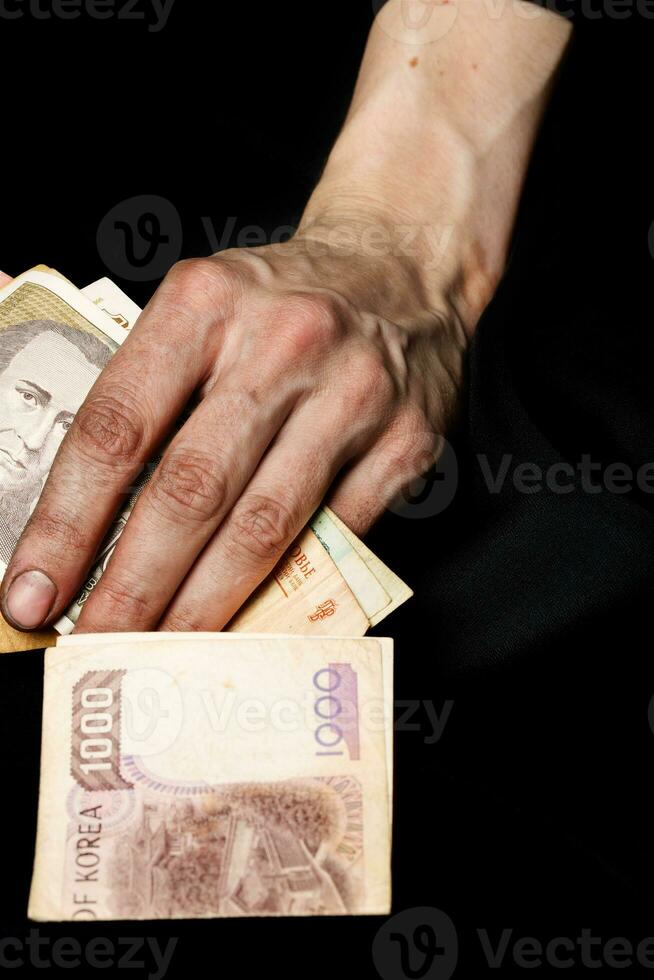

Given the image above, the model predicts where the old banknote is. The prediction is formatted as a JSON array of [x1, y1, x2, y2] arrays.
[[29, 635, 393, 920], [82, 277, 142, 333], [0, 268, 129, 652], [325, 508, 413, 627]]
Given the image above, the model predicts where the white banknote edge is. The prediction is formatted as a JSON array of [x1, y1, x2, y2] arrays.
[[0, 270, 129, 347], [324, 508, 414, 626], [81, 278, 142, 333], [310, 510, 391, 621]]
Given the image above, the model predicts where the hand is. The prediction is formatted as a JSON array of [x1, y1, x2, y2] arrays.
[[0, 0, 570, 633], [1, 239, 464, 634]]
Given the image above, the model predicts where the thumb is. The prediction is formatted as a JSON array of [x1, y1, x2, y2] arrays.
[[0, 271, 12, 288]]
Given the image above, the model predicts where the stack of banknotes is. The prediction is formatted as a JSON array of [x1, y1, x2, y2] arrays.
[[0, 267, 410, 919]]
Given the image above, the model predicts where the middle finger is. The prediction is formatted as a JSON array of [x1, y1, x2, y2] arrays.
[[74, 377, 300, 633]]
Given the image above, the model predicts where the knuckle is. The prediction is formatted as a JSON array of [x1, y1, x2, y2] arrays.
[[229, 493, 297, 564], [346, 348, 396, 414], [162, 609, 207, 633], [73, 390, 146, 463], [166, 257, 242, 321], [90, 576, 155, 624], [390, 407, 437, 472], [148, 450, 228, 525], [278, 293, 341, 356]]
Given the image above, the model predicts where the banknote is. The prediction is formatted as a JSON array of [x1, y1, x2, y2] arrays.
[[310, 509, 391, 621], [28, 635, 393, 920], [82, 277, 142, 333], [326, 508, 413, 627], [17, 269, 140, 335], [226, 525, 370, 635], [0, 268, 128, 652]]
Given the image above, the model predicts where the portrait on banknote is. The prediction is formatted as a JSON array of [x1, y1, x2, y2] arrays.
[[0, 283, 116, 569]]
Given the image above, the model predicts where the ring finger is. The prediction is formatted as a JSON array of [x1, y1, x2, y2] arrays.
[[159, 392, 382, 632]]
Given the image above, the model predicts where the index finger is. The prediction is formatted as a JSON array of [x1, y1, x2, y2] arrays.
[[0, 259, 231, 631]]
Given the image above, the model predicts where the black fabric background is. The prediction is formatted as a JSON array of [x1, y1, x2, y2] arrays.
[[1, 2, 654, 976]]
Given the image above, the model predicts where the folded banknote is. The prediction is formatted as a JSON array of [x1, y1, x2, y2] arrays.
[[28, 634, 393, 920]]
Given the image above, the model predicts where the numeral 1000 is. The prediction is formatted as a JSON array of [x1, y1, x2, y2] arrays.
[[78, 687, 115, 775]]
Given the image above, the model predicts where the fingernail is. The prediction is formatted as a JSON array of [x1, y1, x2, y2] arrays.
[[3, 570, 57, 630]]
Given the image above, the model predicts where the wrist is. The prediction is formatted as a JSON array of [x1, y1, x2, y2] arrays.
[[297, 131, 494, 338], [297, 0, 571, 335]]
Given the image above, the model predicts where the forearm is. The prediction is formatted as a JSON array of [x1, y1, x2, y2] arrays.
[[298, 0, 572, 332]]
